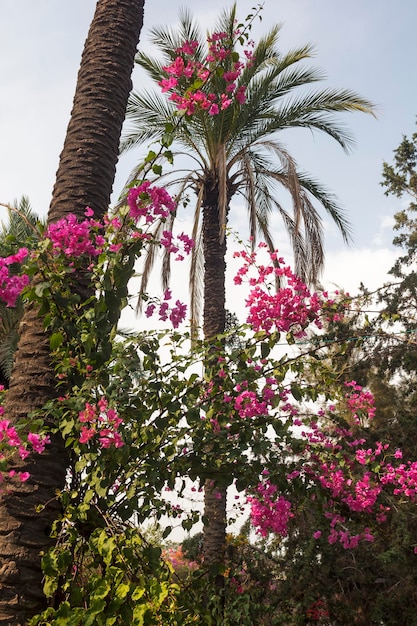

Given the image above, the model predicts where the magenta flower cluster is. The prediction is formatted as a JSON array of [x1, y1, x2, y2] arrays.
[[78, 397, 124, 449], [145, 288, 187, 329], [0, 408, 50, 489], [44, 197, 191, 329], [228, 248, 417, 551], [46, 212, 104, 258], [0, 248, 29, 306], [78, 397, 124, 448], [344, 380, 376, 425], [127, 181, 176, 223], [247, 480, 294, 537], [158, 31, 250, 115], [233, 245, 331, 337]]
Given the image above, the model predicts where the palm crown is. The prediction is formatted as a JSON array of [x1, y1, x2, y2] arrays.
[[121, 4, 374, 331]]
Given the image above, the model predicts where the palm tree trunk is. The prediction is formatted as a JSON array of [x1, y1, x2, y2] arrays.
[[202, 188, 228, 570], [0, 2, 144, 623]]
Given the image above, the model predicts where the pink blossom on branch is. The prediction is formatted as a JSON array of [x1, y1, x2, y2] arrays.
[[233, 245, 332, 337], [46, 214, 103, 258], [0, 417, 51, 487], [0, 249, 29, 307], [247, 481, 294, 537], [127, 181, 176, 223], [78, 398, 124, 449], [157, 29, 251, 116]]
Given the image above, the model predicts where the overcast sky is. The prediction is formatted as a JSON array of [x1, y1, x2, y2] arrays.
[[1, 0, 416, 297]]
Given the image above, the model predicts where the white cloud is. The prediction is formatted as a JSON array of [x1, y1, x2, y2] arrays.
[[321, 247, 396, 294]]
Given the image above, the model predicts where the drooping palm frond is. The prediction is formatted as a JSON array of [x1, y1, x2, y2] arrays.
[[0, 195, 41, 250], [0, 302, 22, 384]]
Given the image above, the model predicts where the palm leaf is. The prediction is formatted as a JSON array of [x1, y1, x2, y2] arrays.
[[120, 6, 375, 329]]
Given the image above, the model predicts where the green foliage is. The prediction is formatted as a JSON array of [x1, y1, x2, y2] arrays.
[[7, 31, 416, 626], [284, 125, 417, 622], [0, 196, 41, 384], [16, 199, 347, 624], [30, 526, 188, 625]]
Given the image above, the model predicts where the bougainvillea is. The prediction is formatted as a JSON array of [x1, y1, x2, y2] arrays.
[[0, 8, 415, 624], [158, 30, 251, 116]]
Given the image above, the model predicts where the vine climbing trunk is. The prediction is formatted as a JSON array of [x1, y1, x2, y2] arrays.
[[0, 1, 144, 623]]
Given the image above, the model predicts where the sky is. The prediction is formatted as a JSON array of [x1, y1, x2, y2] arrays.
[[1, 0, 417, 298]]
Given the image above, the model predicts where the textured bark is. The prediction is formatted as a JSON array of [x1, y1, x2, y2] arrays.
[[48, 0, 144, 223], [201, 185, 228, 569], [0, 305, 63, 626], [202, 188, 227, 341], [203, 479, 227, 566], [0, 1, 144, 623]]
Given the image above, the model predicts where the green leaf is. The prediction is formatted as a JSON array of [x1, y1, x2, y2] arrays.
[[162, 525, 172, 539], [60, 417, 74, 436], [131, 586, 145, 601], [34, 282, 50, 298], [111, 583, 129, 602], [191, 78, 204, 90], [89, 578, 111, 601], [291, 383, 303, 402], [260, 342, 270, 359], [43, 576, 58, 598], [145, 150, 157, 162]]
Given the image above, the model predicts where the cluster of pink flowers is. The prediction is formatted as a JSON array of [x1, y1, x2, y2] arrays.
[[44, 200, 192, 331], [234, 389, 268, 419], [244, 377, 417, 550], [46, 211, 104, 258], [160, 230, 194, 260], [78, 397, 124, 449], [344, 380, 376, 425], [381, 460, 417, 499], [0, 248, 29, 306], [127, 181, 176, 223], [315, 460, 382, 516], [247, 480, 294, 537], [233, 245, 331, 337], [127, 182, 194, 265], [144, 288, 187, 328], [325, 511, 374, 549], [0, 412, 50, 487], [158, 31, 249, 116]]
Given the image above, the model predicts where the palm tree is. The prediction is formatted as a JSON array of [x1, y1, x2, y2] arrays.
[[120, 5, 374, 567], [0, 2, 144, 623]]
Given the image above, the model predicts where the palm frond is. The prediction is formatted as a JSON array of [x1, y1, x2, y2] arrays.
[[190, 185, 204, 339], [146, 7, 205, 63], [121, 6, 375, 324], [136, 218, 169, 313], [121, 90, 176, 153], [0, 196, 42, 251]]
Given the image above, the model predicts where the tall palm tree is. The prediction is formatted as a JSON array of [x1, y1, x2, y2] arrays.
[[120, 5, 374, 567], [0, 2, 144, 623]]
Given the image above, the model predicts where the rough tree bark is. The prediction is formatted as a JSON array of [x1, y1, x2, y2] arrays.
[[0, 1, 144, 623], [201, 182, 228, 570]]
